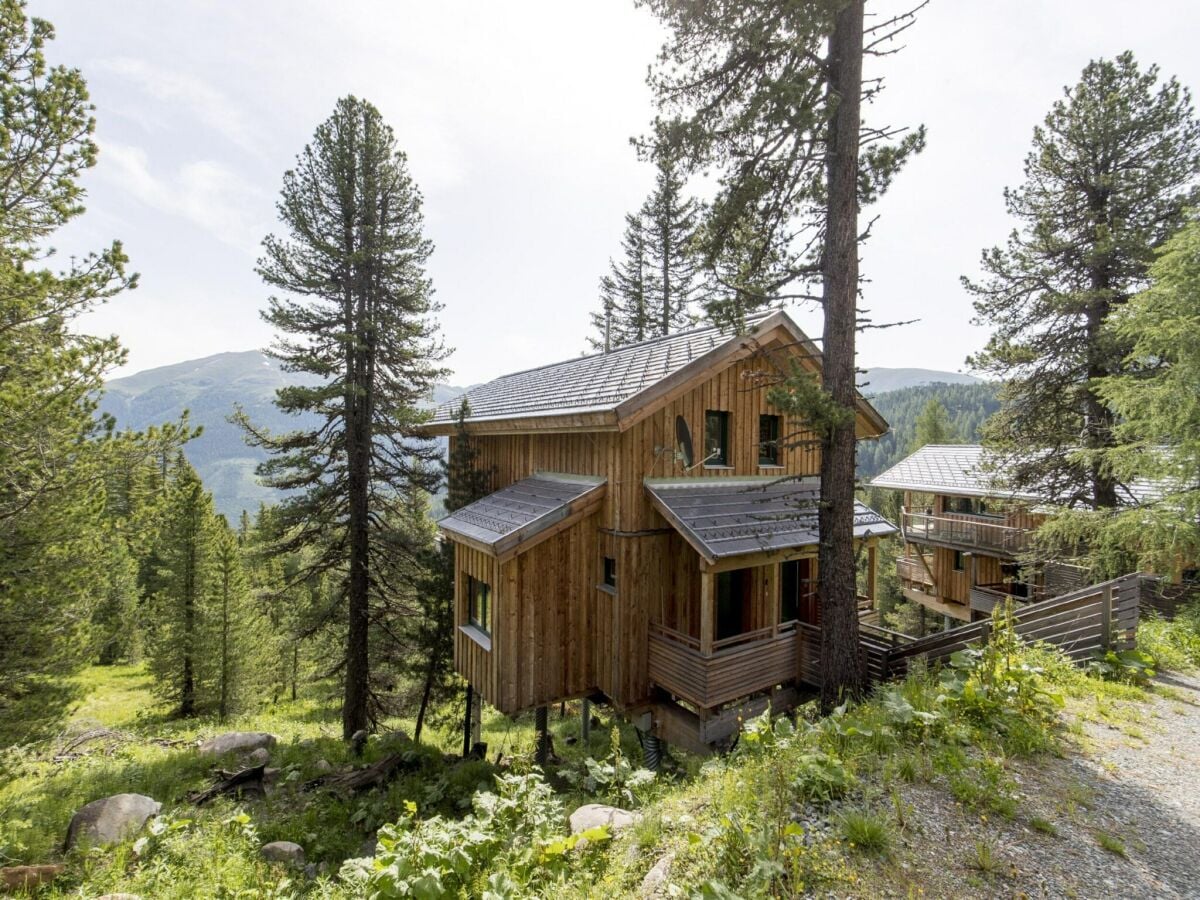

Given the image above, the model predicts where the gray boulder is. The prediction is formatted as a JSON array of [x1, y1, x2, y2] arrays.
[[95, 894, 143, 900], [246, 747, 271, 767], [197, 731, 277, 757], [65, 794, 161, 849], [261, 841, 305, 866], [568, 803, 641, 835], [641, 852, 674, 896]]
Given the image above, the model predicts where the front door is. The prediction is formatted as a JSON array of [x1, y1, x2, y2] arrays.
[[781, 558, 819, 625], [716, 568, 753, 640]]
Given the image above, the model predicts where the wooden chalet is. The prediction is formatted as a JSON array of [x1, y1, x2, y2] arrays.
[[421, 310, 897, 754]]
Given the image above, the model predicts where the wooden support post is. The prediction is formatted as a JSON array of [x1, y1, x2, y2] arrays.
[[462, 684, 474, 759], [918, 605, 926, 637], [581, 698, 591, 745], [470, 691, 482, 748], [867, 542, 878, 609], [1100, 586, 1113, 650], [700, 570, 715, 656], [535, 706, 549, 766]]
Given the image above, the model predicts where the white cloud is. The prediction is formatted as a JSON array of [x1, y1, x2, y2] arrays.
[[99, 141, 268, 253], [96, 56, 262, 155]]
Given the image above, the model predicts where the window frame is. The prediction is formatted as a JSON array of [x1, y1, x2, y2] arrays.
[[758, 414, 781, 466], [704, 409, 731, 467], [602, 556, 617, 589], [467, 574, 492, 636]]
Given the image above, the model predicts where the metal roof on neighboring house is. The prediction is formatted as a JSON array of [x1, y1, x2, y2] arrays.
[[438, 473, 606, 557], [645, 477, 897, 564], [868, 445, 1029, 500], [429, 312, 779, 427], [869, 444, 1165, 506]]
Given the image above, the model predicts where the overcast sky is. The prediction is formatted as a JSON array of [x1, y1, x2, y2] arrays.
[[39, 0, 1200, 388]]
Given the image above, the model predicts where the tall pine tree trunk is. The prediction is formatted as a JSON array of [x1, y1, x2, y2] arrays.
[[818, 0, 866, 710], [344, 337, 372, 740], [181, 498, 197, 718]]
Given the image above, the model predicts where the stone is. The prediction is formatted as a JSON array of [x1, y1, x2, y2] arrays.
[[261, 841, 305, 866], [640, 853, 674, 896], [568, 803, 641, 835], [1, 865, 64, 892], [197, 731, 277, 757], [314, 758, 333, 774], [65, 794, 161, 849], [95, 895, 142, 900], [246, 747, 271, 767], [360, 832, 379, 857]]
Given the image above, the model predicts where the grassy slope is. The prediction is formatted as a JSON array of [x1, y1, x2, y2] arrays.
[[3, 608, 1197, 898]]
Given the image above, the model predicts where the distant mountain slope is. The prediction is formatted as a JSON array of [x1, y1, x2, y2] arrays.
[[100, 350, 469, 520], [859, 367, 981, 396], [857, 381, 1001, 479]]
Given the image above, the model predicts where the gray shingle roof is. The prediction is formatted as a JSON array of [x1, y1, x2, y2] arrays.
[[869, 444, 1165, 506], [430, 311, 778, 426], [646, 477, 897, 563], [868, 445, 1025, 500], [438, 473, 606, 555]]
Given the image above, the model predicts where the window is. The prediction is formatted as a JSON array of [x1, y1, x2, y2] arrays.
[[704, 410, 730, 466], [467, 575, 491, 634], [951, 497, 989, 516], [759, 414, 781, 466], [952, 550, 966, 572], [780, 558, 817, 624], [603, 556, 617, 589]]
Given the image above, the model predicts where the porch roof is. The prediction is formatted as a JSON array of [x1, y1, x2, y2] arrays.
[[438, 473, 606, 559], [645, 476, 897, 565]]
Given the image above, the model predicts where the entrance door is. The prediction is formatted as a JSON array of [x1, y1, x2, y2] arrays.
[[781, 558, 819, 625], [715, 569, 753, 640]]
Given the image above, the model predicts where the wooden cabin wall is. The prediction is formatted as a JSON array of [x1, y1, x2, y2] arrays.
[[616, 357, 824, 532], [454, 544, 500, 704]]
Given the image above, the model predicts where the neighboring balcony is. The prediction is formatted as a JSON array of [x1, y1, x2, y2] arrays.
[[969, 581, 1042, 615], [900, 507, 1032, 557], [648, 622, 798, 709]]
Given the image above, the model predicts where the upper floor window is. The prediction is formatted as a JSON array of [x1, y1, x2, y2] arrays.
[[467, 575, 492, 635], [949, 496, 988, 516], [952, 550, 966, 572], [704, 410, 730, 466], [603, 556, 617, 589], [759, 414, 781, 466]]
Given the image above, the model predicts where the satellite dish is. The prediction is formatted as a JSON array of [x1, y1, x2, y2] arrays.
[[675, 415, 694, 468]]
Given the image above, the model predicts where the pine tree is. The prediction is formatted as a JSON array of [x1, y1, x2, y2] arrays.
[[966, 53, 1200, 510], [211, 518, 268, 721], [641, 0, 924, 706], [909, 399, 960, 453], [0, 0, 136, 739], [242, 96, 449, 740], [411, 400, 493, 743], [146, 457, 217, 718], [589, 154, 704, 350]]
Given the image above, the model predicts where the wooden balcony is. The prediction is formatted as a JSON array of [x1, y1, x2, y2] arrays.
[[648, 622, 798, 709], [896, 555, 936, 588], [969, 581, 1041, 615], [901, 507, 1031, 557]]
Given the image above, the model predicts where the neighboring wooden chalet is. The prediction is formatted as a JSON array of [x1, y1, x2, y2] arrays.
[[421, 311, 897, 753], [869, 444, 1193, 624]]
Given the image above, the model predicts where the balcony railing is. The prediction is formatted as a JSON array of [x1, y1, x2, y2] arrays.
[[648, 622, 798, 709], [969, 581, 1042, 615], [896, 555, 936, 588], [901, 507, 1032, 556]]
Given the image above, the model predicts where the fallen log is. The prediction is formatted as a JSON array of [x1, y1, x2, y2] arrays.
[[189, 763, 266, 805], [302, 752, 416, 794], [1, 865, 64, 893]]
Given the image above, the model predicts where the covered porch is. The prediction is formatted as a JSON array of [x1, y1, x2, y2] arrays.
[[643, 477, 896, 710]]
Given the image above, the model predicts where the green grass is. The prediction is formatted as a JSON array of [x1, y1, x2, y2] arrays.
[[1097, 831, 1127, 856], [837, 808, 892, 855], [1029, 815, 1058, 836]]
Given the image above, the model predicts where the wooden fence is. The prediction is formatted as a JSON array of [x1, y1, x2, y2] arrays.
[[792, 574, 1146, 690]]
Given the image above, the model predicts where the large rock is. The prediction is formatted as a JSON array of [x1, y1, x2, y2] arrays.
[[95, 894, 143, 900], [640, 853, 674, 896], [246, 747, 271, 767], [568, 804, 641, 835], [65, 794, 161, 849], [197, 732, 277, 757], [261, 841, 305, 866]]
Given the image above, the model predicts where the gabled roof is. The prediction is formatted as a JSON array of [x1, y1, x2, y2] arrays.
[[438, 473, 606, 560], [869, 444, 1164, 506], [645, 476, 897, 565], [869, 445, 1030, 500], [423, 310, 888, 437]]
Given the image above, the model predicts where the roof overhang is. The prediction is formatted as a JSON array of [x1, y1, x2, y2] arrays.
[[645, 476, 897, 569], [439, 473, 606, 562]]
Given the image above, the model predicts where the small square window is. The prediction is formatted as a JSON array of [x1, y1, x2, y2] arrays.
[[467, 575, 491, 635], [759, 414, 781, 466], [603, 557, 617, 588], [704, 410, 730, 466]]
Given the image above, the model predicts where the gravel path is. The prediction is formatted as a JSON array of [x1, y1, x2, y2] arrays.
[[873, 673, 1200, 899]]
